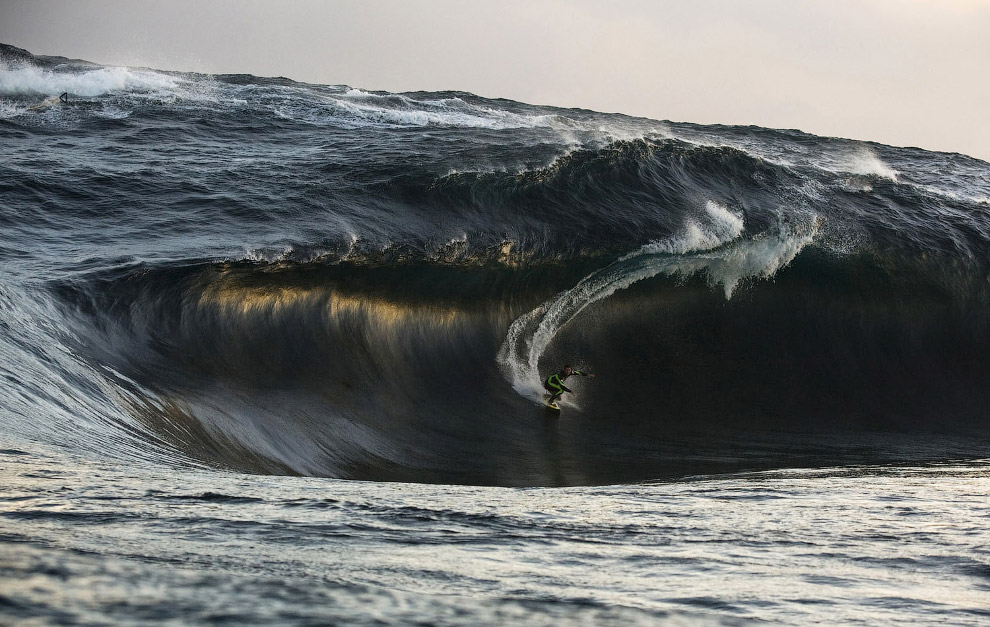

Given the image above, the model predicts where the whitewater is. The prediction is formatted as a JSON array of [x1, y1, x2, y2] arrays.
[[2, 43, 990, 624]]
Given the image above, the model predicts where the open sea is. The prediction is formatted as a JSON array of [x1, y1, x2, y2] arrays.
[[2, 43, 989, 624]]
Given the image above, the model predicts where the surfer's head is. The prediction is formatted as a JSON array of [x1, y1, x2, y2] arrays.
[[562, 365, 572, 375]]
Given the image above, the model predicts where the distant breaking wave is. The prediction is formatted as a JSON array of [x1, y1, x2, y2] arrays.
[[2, 43, 990, 485]]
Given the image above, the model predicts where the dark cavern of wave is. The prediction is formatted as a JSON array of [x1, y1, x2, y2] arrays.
[[48, 245, 990, 486]]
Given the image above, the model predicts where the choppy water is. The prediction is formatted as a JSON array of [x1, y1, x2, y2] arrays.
[[2, 42, 990, 623], [4, 450, 990, 625]]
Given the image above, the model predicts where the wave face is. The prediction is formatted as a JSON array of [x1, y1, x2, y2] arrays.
[[3, 44, 990, 485]]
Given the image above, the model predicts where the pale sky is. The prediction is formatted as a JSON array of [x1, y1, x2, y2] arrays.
[[1, 0, 988, 160]]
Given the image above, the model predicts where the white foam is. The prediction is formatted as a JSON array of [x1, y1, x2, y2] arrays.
[[327, 95, 549, 130], [498, 203, 817, 401], [637, 200, 745, 256], [0, 64, 180, 98], [243, 245, 295, 263], [94, 103, 131, 119], [343, 88, 374, 99], [0, 98, 23, 118], [299, 89, 664, 141], [241, 82, 667, 147], [698, 229, 815, 299], [843, 146, 899, 181]]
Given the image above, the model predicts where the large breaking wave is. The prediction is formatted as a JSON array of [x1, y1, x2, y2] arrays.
[[3, 43, 990, 485]]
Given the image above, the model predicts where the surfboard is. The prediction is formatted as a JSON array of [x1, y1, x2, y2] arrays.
[[543, 400, 560, 411]]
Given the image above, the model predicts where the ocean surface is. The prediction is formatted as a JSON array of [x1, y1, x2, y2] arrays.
[[2, 43, 989, 624]]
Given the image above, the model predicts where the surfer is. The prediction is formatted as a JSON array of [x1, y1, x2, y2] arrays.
[[544, 365, 595, 407], [27, 92, 69, 112]]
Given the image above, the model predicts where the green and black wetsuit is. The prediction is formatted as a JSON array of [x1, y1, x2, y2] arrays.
[[544, 368, 588, 405]]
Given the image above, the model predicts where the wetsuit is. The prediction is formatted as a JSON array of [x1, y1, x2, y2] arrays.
[[544, 369, 588, 405]]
